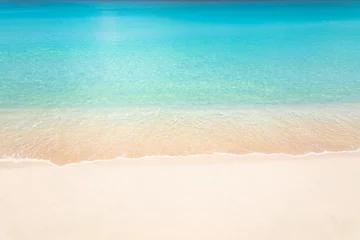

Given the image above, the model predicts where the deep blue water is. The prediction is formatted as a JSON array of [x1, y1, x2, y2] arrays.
[[1, 2, 360, 108]]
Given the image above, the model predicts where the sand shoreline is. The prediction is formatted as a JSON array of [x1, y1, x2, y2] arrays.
[[2, 104, 360, 164], [1, 152, 360, 240], [1, 149, 360, 167]]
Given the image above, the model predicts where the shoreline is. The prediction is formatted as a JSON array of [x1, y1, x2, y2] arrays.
[[1, 103, 360, 165], [1, 149, 360, 167]]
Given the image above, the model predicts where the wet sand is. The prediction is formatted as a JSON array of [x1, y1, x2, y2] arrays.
[[1, 104, 360, 164], [1, 152, 360, 240]]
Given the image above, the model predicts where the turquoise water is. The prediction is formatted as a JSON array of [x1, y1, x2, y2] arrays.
[[1, 2, 360, 108]]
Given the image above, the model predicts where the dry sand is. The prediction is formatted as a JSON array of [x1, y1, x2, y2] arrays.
[[1, 152, 360, 240]]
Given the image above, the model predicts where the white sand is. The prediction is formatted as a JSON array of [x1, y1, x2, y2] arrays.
[[1, 152, 360, 240]]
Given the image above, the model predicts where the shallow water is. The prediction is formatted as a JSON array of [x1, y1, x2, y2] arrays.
[[1, 2, 360, 164], [1, 104, 360, 165]]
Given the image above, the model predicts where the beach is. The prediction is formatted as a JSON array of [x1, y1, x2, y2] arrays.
[[1, 104, 360, 164], [1, 152, 360, 240], [1, 2, 360, 239]]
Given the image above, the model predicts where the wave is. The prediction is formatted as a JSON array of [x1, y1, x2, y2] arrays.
[[1, 148, 360, 167], [1, 104, 360, 165]]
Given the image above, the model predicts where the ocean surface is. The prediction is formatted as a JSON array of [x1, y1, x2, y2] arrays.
[[1, 2, 360, 164]]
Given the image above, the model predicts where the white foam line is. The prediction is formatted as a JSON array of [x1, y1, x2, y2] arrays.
[[0, 157, 59, 167], [1, 148, 360, 168]]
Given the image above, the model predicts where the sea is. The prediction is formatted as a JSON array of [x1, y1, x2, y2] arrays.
[[1, 1, 360, 164]]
